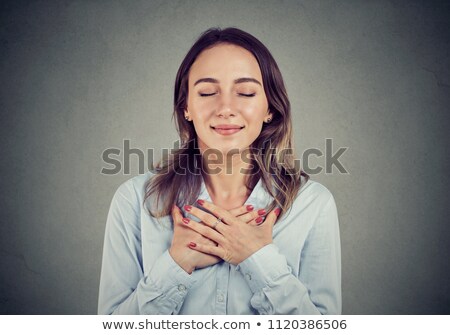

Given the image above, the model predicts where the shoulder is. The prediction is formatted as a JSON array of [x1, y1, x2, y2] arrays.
[[277, 177, 338, 226], [281, 178, 340, 238], [110, 171, 156, 211], [296, 177, 336, 210], [106, 171, 158, 234], [115, 171, 155, 196]]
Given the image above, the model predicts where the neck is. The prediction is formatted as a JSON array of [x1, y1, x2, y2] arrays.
[[201, 151, 252, 200]]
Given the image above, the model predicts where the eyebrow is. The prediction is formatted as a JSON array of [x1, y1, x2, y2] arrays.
[[193, 77, 262, 86]]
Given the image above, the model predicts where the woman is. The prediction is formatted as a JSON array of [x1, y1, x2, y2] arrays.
[[98, 27, 341, 315]]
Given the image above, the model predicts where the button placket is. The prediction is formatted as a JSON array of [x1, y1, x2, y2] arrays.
[[215, 262, 230, 314]]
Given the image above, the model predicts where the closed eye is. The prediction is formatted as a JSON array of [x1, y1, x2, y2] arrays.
[[199, 92, 255, 97]]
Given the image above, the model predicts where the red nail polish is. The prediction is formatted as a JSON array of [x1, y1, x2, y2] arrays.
[[184, 205, 192, 211], [255, 216, 263, 224], [257, 209, 266, 215], [246, 204, 254, 211], [197, 199, 204, 206], [189, 242, 196, 248], [274, 208, 281, 217], [182, 218, 190, 224]]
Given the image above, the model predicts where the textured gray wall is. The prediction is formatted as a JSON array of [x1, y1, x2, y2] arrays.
[[0, 0, 449, 314]]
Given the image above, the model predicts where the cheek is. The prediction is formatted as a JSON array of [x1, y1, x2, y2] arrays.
[[238, 96, 268, 114], [241, 105, 268, 121], [241, 110, 264, 132], [190, 98, 216, 116]]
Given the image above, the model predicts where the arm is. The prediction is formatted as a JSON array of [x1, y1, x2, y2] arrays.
[[97, 181, 197, 315], [236, 195, 342, 315]]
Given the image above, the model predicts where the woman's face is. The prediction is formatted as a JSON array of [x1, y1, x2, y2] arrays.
[[186, 43, 272, 156]]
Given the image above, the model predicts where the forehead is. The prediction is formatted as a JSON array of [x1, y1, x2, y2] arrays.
[[189, 43, 262, 82]]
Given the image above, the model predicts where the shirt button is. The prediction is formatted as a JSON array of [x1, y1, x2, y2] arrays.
[[245, 273, 252, 281], [217, 293, 224, 302], [178, 284, 186, 292]]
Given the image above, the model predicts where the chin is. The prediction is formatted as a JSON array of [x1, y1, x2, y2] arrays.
[[197, 137, 253, 155], [202, 143, 244, 155]]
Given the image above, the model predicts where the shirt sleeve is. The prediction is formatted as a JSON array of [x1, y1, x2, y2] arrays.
[[97, 180, 197, 315], [236, 194, 342, 315]]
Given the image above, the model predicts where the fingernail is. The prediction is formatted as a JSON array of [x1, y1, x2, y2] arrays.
[[182, 218, 190, 224], [255, 216, 263, 224], [246, 204, 254, 211], [184, 205, 192, 211], [197, 199, 204, 206], [257, 209, 266, 216], [274, 208, 281, 217], [189, 242, 196, 248]]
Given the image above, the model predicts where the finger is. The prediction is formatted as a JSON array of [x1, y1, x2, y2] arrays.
[[228, 204, 254, 217], [183, 204, 222, 229], [259, 207, 281, 229], [188, 241, 224, 259], [182, 217, 226, 244], [171, 205, 183, 224], [239, 208, 267, 225], [248, 215, 265, 226], [194, 199, 237, 226]]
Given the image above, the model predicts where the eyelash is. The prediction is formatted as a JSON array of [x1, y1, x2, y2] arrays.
[[199, 93, 256, 97]]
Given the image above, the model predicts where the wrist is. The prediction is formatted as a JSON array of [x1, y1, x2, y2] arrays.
[[169, 247, 195, 274], [240, 241, 272, 264]]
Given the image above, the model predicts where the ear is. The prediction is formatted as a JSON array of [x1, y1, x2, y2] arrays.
[[184, 109, 190, 121], [265, 110, 274, 123]]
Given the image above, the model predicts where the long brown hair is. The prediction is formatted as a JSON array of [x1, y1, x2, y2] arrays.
[[144, 27, 308, 220]]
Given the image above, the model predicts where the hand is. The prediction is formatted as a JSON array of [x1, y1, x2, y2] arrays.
[[182, 200, 281, 265], [169, 205, 219, 274], [169, 204, 264, 274]]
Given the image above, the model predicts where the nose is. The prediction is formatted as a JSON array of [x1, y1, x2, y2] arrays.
[[216, 93, 236, 118]]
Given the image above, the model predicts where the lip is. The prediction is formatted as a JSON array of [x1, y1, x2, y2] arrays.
[[211, 125, 244, 136], [211, 124, 244, 130]]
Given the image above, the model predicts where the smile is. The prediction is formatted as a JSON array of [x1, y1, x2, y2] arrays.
[[210, 126, 244, 136]]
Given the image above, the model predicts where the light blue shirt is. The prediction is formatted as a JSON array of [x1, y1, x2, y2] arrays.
[[98, 171, 341, 315]]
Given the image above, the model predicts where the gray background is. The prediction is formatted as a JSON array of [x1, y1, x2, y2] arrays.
[[0, 0, 449, 314]]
